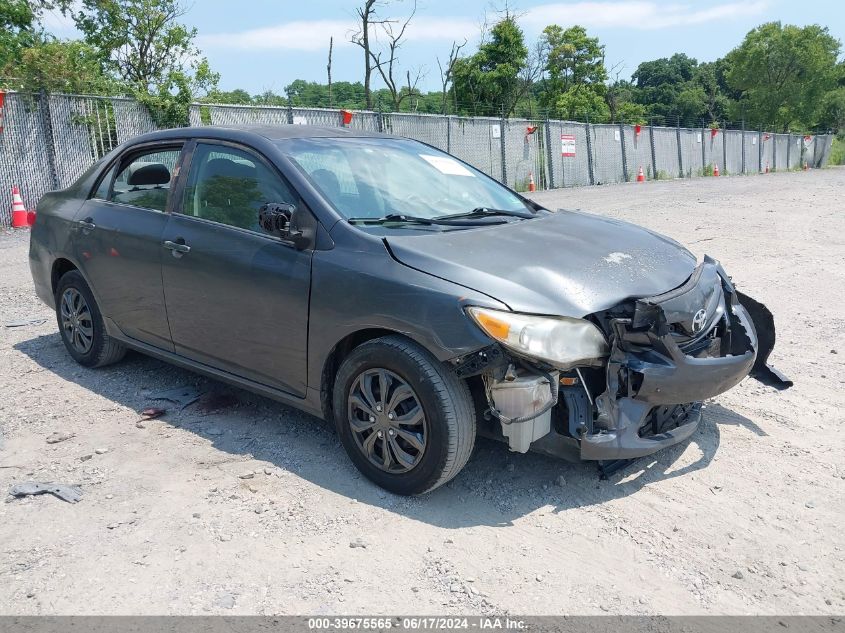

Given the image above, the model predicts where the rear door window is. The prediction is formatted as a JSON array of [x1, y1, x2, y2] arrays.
[[110, 148, 181, 212]]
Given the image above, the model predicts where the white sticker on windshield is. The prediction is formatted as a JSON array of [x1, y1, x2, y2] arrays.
[[419, 154, 475, 177]]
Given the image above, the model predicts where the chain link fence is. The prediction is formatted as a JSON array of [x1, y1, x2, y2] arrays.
[[0, 91, 836, 226]]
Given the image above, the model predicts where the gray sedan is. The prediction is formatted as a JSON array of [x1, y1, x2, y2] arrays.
[[28, 125, 788, 494]]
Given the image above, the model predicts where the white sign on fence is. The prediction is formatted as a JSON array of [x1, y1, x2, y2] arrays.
[[292, 116, 308, 125], [561, 134, 576, 157], [491, 124, 501, 139]]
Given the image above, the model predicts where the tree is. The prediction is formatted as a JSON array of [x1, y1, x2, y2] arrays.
[[556, 86, 609, 122], [537, 24, 606, 116], [326, 36, 333, 107], [818, 62, 845, 131], [6, 38, 119, 94], [368, 1, 422, 111], [204, 88, 253, 105], [350, 0, 384, 110], [1, 0, 71, 74], [606, 78, 646, 123], [437, 40, 465, 114], [632, 53, 700, 124], [725, 22, 841, 130], [73, 0, 217, 96], [451, 16, 529, 116], [694, 60, 731, 124]]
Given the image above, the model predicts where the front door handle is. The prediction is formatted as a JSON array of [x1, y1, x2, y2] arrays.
[[163, 239, 191, 257], [77, 218, 96, 231]]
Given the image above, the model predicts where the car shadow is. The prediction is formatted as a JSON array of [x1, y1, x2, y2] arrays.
[[14, 332, 757, 529]]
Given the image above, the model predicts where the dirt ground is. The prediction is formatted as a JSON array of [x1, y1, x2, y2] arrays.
[[0, 168, 843, 616]]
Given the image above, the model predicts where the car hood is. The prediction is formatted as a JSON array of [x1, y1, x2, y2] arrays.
[[385, 210, 698, 317]]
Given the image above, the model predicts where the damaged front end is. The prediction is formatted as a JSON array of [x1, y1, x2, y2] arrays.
[[463, 256, 790, 467]]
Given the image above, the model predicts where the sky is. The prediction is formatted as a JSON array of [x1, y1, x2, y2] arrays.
[[44, 0, 845, 95]]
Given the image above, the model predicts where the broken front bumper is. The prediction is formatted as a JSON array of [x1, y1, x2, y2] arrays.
[[580, 303, 756, 460], [579, 258, 758, 461]]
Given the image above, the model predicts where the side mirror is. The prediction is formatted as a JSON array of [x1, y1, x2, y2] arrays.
[[258, 202, 311, 250]]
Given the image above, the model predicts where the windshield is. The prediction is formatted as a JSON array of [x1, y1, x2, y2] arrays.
[[278, 137, 533, 220]]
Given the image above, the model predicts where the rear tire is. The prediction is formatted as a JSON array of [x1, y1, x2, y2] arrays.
[[55, 270, 126, 368], [332, 335, 476, 495]]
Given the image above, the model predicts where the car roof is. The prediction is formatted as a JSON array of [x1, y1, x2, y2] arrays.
[[131, 124, 395, 144]]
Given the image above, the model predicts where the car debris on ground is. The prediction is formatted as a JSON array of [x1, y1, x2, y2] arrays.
[[4, 317, 47, 328], [9, 482, 83, 503]]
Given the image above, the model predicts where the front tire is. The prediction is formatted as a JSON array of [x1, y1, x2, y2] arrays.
[[332, 336, 476, 495], [55, 270, 126, 368]]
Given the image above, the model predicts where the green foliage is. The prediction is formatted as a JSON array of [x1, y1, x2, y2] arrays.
[[606, 80, 646, 123], [71, 0, 217, 123], [3, 38, 121, 94], [725, 22, 841, 131], [817, 83, 845, 132], [1, 0, 70, 70], [633, 53, 698, 124], [555, 87, 609, 122], [451, 17, 529, 116], [829, 136, 845, 165], [538, 25, 606, 117]]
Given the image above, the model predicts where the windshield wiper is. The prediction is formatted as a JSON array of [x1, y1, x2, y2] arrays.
[[347, 213, 508, 226], [348, 213, 436, 225], [435, 207, 535, 220]]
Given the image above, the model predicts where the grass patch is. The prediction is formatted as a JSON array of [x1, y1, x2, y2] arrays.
[[828, 136, 845, 166]]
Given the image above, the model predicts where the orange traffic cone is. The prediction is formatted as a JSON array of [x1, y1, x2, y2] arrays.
[[528, 172, 536, 192], [636, 165, 645, 182], [713, 164, 720, 177], [803, 161, 809, 171], [765, 161, 770, 173], [11, 186, 28, 228]]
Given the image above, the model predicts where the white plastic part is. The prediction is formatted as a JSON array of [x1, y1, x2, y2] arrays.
[[490, 372, 558, 453]]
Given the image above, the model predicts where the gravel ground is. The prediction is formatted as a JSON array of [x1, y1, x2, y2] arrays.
[[0, 168, 843, 615]]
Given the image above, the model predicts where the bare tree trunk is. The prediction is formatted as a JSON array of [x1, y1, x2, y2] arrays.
[[327, 36, 334, 108], [359, 0, 377, 110], [437, 40, 465, 115]]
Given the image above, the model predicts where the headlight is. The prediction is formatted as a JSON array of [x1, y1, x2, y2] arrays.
[[466, 306, 609, 368]]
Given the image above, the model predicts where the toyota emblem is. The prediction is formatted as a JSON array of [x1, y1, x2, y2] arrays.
[[691, 308, 707, 334]]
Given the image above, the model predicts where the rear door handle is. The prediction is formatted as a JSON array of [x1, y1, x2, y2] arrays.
[[77, 218, 96, 231], [163, 239, 191, 257]]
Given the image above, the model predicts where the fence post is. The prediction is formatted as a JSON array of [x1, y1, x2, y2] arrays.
[[499, 111, 507, 185], [722, 126, 727, 174], [675, 119, 684, 178], [649, 120, 657, 180], [618, 122, 629, 182], [545, 117, 555, 189], [446, 116, 451, 154], [786, 133, 792, 169], [584, 115, 595, 185], [701, 125, 706, 172], [741, 120, 746, 175], [772, 133, 777, 171], [812, 134, 821, 167], [376, 98, 384, 133], [38, 90, 60, 190], [758, 129, 763, 173]]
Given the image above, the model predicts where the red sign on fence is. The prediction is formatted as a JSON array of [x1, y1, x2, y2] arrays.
[[561, 134, 576, 157]]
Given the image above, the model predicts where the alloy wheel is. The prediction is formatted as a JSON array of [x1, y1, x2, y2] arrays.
[[60, 288, 94, 354], [347, 368, 427, 473]]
